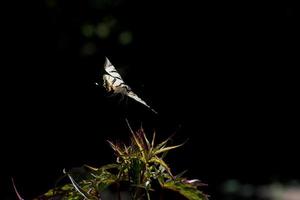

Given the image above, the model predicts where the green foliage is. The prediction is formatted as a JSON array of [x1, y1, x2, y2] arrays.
[[34, 127, 208, 200], [163, 181, 208, 200]]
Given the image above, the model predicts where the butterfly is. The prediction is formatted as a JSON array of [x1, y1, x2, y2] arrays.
[[102, 57, 157, 114]]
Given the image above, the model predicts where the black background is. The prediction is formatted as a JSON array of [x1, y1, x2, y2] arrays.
[[1, 0, 298, 199]]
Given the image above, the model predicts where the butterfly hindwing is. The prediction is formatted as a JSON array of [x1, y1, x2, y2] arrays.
[[127, 91, 158, 114]]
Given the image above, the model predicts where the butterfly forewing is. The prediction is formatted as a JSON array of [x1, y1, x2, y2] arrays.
[[104, 57, 123, 80]]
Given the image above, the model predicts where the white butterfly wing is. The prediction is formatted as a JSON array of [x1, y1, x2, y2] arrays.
[[103, 57, 126, 92], [127, 91, 158, 114], [104, 57, 123, 80]]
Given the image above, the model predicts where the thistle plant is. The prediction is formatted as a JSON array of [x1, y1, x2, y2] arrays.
[[29, 123, 208, 200]]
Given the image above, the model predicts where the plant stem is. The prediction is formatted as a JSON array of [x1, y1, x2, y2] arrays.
[[146, 190, 151, 200]]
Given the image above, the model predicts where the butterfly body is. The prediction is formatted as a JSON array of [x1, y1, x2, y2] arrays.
[[102, 57, 157, 114], [103, 74, 130, 94]]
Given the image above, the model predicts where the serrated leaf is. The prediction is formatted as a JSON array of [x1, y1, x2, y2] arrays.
[[64, 169, 97, 200], [149, 156, 173, 178], [163, 181, 208, 200]]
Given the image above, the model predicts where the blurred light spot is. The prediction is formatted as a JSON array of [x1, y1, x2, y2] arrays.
[[289, 180, 300, 186], [89, 0, 112, 10], [258, 182, 283, 199], [239, 184, 254, 198], [45, 0, 56, 8], [82, 24, 94, 38], [103, 16, 117, 28], [119, 31, 132, 45], [282, 187, 300, 200], [81, 43, 96, 56], [258, 183, 300, 200], [221, 180, 300, 199], [96, 23, 110, 39], [269, 183, 283, 199], [222, 179, 240, 194]]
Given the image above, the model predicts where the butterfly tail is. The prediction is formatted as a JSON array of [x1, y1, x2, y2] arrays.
[[127, 91, 158, 114], [149, 107, 158, 114]]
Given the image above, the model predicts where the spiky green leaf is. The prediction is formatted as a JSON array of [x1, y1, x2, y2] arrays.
[[163, 181, 208, 200]]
